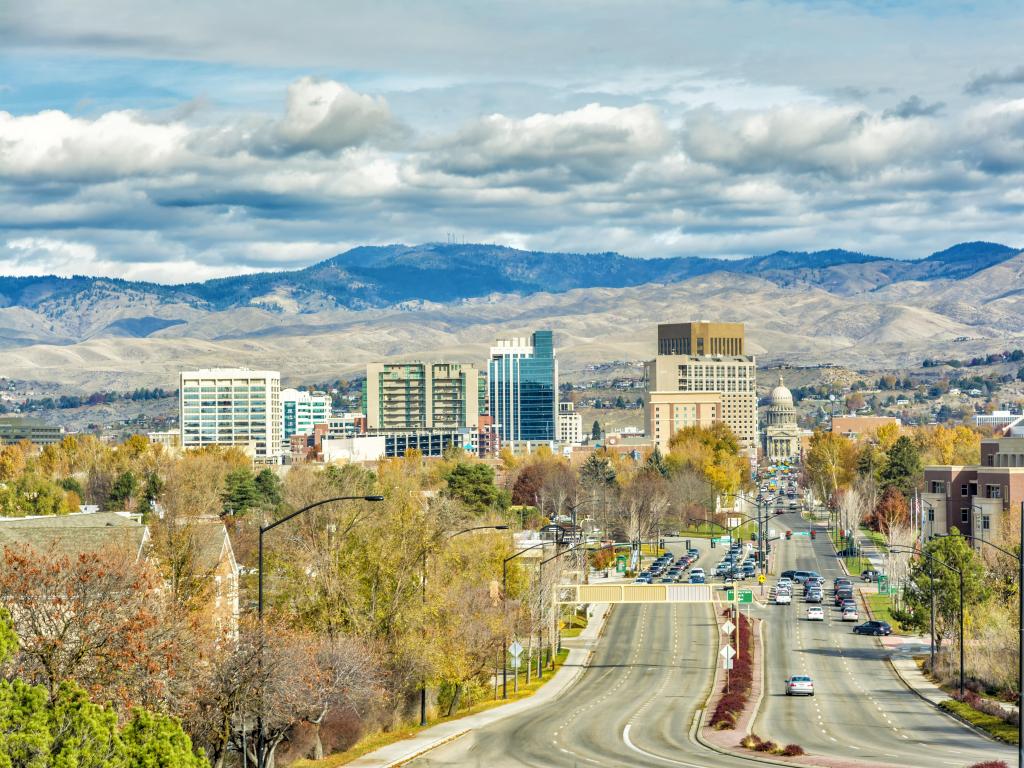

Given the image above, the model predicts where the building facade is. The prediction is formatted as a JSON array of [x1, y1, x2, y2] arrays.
[[831, 415, 901, 440], [179, 369, 283, 462], [488, 330, 559, 446], [921, 436, 1024, 543], [657, 321, 745, 357], [763, 375, 801, 463], [645, 391, 722, 453], [646, 347, 758, 455], [0, 417, 62, 445], [281, 388, 332, 439], [558, 401, 584, 446], [365, 362, 480, 431]]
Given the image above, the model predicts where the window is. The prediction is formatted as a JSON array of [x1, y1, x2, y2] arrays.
[[969, 481, 978, 496], [930, 480, 946, 494], [961, 484, 969, 497], [986, 484, 1002, 499], [961, 508, 970, 523], [982, 516, 991, 531], [928, 508, 934, 522]]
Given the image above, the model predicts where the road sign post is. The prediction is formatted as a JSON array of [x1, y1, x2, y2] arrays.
[[509, 640, 523, 694], [615, 555, 626, 574], [877, 574, 889, 595]]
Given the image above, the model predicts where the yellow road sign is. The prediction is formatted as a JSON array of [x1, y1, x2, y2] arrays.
[[757, 574, 766, 584]]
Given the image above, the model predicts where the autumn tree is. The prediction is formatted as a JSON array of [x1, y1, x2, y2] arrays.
[[880, 435, 923, 496], [866, 486, 909, 534], [805, 430, 857, 505]]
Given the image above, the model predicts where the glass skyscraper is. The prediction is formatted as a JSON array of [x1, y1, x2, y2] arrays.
[[488, 330, 558, 445]]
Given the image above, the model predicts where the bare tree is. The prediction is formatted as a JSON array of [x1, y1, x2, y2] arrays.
[[836, 486, 866, 540]]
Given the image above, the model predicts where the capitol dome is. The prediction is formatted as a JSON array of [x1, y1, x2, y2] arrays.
[[770, 375, 794, 406]]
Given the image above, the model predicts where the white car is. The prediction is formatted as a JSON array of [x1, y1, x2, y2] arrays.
[[777, 577, 793, 589], [690, 567, 705, 579], [806, 606, 824, 621], [842, 607, 859, 621], [785, 675, 814, 696], [775, 591, 792, 605]]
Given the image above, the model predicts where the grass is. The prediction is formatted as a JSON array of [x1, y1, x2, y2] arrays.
[[559, 611, 588, 639], [860, 527, 889, 552], [841, 555, 872, 575], [862, 592, 908, 635], [294, 649, 572, 768], [939, 699, 1019, 744]]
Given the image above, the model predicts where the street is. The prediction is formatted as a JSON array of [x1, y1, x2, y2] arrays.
[[408, 516, 1014, 767]]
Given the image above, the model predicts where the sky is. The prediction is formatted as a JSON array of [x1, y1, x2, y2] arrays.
[[1, 0, 1023, 282]]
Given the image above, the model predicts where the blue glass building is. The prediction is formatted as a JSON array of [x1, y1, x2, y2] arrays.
[[488, 330, 558, 445]]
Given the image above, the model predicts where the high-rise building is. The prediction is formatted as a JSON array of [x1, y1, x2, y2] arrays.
[[657, 321, 745, 356], [647, 322, 757, 455], [179, 369, 283, 462], [281, 388, 332, 439], [558, 401, 583, 446], [364, 362, 479, 431], [488, 330, 558, 447], [645, 392, 722, 453]]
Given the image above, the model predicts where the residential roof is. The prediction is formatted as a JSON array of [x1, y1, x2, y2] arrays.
[[0, 524, 149, 562]]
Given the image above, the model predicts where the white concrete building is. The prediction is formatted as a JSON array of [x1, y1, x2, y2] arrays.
[[281, 388, 332, 438], [558, 401, 584, 446], [179, 369, 283, 462]]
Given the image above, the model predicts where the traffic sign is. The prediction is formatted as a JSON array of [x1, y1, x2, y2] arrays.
[[738, 589, 753, 604], [719, 645, 736, 660], [508, 640, 523, 658], [721, 620, 736, 635], [878, 575, 890, 595], [723, 658, 734, 670], [615, 555, 627, 574], [757, 574, 766, 584], [511, 655, 521, 669]]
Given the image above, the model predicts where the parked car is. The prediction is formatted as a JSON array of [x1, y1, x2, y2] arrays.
[[807, 606, 825, 621], [861, 569, 879, 582], [853, 620, 892, 636], [785, 675, 814, 696]]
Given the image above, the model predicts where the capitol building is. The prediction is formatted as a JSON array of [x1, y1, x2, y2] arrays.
[[763, 375, 801, 463]]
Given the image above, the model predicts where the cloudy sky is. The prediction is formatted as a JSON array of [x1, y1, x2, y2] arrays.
[[1, 0, 1023, 282]]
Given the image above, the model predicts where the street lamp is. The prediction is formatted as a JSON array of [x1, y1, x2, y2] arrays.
[[502, 539, 556, 698], [890, 545, 965, 697], [256, 494, 384, 768], [935, 521, 1023, 768], [420, 525, 508, 726]]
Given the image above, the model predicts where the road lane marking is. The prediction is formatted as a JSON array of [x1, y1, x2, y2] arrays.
[[622, 724, 708, 768]]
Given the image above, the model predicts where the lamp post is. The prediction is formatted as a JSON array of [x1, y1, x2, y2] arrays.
[[890, 545, 965, 697], [256, 494, 384, 768], [420, 525, 508, 726], [936, 520, 1023, 767], [502, 539, 556, 698]]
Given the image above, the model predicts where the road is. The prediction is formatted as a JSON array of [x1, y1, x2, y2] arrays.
[[408, 523, 1012, 767], [754, 510, 1014, 766]]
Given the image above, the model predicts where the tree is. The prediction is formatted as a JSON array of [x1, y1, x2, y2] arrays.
[[221, 469, 260, 516], [591, 420, 601, 440], [254, 468, 283, 507], [445, 462, 504, 515], [107, 470, 138, 510], [866, 486, 909, 533], [121, 710, 207, 768], [580, 454, 616, 487], [880, 436, 922, 495], [805, 431, 857, 505]]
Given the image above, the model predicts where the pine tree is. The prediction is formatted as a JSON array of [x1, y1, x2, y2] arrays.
[[591, 420, 601, 440]]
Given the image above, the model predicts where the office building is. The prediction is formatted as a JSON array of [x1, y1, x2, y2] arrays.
[[558, 401, 584, 446], [365, 362, 480, 431], [179, 369, 283, 462], [488, 330, 559, 447], [646, 391, 722, 453], [281, 388, 332, 439], [646, 322, 757, 454], [0, 417, 63, 446], [831, 415, 900, 440], [657, 322, 745, 356]]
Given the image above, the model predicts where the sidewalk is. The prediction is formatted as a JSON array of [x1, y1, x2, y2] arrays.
[[878, 634, 950, 708], [348, 603, 610, 768]]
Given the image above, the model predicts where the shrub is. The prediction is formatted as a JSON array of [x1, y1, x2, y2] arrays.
[[739, 734, 761, 749], [969, 762, 1008, 768], [781, 744, 806, 756], [754, 739, 777, 752], [709, 609, 755, 729]]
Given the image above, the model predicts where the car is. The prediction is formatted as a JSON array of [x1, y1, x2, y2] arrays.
[[842, 607, 859, 621], [635, 575, 652, 584], [835, 593, 853, 606], [691, 567, 705, 577], [805, 591, 823, 604], [775, 591, 792, 605], [687, 548, 699, 557], [861, 569, 879, 582], [689, 573, 706, 584], [781, 570, 796, 580], [806, 606, 825, 621], [792, 571, 813, 583], [659, 576, 675, 583], [785, 675, 814, 696], [833, 577, 852, 589], [853, 620, 892, 636], [837, 546, 861, 557]]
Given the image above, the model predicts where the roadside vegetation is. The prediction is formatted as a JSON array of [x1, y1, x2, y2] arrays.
[[709, 610, 754, 730]]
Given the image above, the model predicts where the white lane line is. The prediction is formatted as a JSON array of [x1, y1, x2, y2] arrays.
[[622, 724, 709, 768]]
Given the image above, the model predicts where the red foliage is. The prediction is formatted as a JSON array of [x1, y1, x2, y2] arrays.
[[969, 763, 1009, 768], [709, 609, 754, 729], [782, 744, 806, 756]]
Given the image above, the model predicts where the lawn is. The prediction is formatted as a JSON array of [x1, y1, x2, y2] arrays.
[[840, 555, 872, 575], [559, 611, 589, 639], [859, 527, 889, 552], [295, 648, 573, 768], [862, 592, 908, 634], [939, 699, 1019, 744]]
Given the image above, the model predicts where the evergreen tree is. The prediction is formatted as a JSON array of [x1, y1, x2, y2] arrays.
[[580, 454, 616, 487], [445, 463, 503, 515], [880, 436, 922, 495], [121, 710, 207, 768], [591, 420, 602, 440], [254, 469, 283, 507], [221, 469, 260, 516], [107, 470, 138, 510]]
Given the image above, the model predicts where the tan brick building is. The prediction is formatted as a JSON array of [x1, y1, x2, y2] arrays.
[[646, 391, 722, 453]]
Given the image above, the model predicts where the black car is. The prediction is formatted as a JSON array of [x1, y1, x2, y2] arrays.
[[781, 570, 796, 580], [853, 620, 892, 636], [837, 546, 861, 557]]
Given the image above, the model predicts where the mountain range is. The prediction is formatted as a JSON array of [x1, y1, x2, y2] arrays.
[[0, 240, 1021, 391]]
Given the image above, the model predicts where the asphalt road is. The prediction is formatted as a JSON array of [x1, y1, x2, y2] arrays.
[[754, 510, 1014, 766], [408, 523, 1013, 767]]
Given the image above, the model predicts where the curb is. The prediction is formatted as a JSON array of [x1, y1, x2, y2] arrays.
[[883, 655, 1008, 745]]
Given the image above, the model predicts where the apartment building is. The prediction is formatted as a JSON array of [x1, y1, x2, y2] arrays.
[[558, 401, 584, 446], [179, 369, 283, 462], [657, 321, 745, 356], [920, 436, 1024, 543], [365, 362, 480, 431], [488, 330, 558, 448]]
